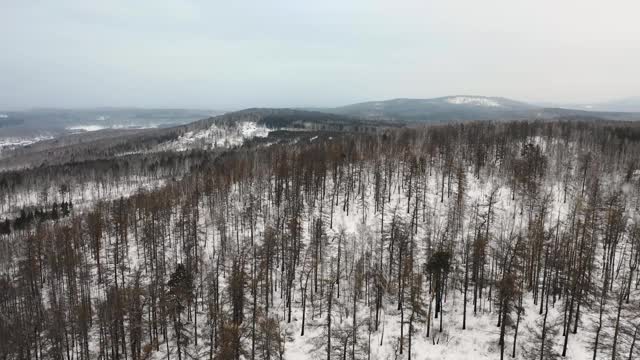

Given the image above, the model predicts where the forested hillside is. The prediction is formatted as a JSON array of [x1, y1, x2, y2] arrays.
[[2, 119, 640, 360]]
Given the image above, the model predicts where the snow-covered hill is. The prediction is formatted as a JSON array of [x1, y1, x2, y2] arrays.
[[158, 121, 270, 151]]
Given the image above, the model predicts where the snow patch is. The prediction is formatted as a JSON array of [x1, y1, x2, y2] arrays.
[[239, 121, 269, 138], [160, 121, 270, 152], [67, 125, 106, 132], [446, 96, 502, 107]]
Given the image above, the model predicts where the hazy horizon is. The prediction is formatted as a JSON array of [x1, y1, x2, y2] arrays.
[[3, 95, 640, 114], [2, 1, 639, 110]]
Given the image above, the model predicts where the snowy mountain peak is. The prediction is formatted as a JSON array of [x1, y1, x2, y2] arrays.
[[444, 96, 503, 107]]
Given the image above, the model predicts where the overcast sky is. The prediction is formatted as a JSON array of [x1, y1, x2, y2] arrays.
[[1, 0, 639, 110]]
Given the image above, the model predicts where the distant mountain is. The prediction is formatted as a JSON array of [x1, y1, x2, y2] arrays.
[[557, 97, 640, 113], [320, 96, 640, 122], [322, 96, 537, 122]]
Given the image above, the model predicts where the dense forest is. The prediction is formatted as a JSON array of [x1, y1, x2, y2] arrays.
[[2, 119, 640, 360]]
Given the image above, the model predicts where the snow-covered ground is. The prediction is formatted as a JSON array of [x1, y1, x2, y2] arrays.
[[139, 136, 636, 359], [1, 133, 638, 360], [132, 159, 601, 360], [0, 176, 166, 219]]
